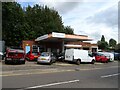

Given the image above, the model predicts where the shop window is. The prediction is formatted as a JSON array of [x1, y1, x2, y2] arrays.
[[32, 45, 45, 52], [32, 45, 38, 52], [83, 47, 90, 50], [92, 48, 97, 52]]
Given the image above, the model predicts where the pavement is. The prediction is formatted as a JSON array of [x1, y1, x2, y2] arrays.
[[1, 60, 119, 76]]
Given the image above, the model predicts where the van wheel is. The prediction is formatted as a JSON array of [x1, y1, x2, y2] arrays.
[[76, 60, 80, 65], [91, 60, 95, 64]]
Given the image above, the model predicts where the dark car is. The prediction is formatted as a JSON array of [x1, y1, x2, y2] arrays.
[[56, 52, 65, 61], [114, 52, 120, 60], [25, 51, 40, 61], [5, 48, 25, 64]]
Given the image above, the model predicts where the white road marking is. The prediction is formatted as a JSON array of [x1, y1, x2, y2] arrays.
[[101, 73, 120, 78], [21, 80, 79, 89]]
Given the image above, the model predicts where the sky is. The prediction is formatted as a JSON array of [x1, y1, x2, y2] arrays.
[[16, 0, 119, 43]]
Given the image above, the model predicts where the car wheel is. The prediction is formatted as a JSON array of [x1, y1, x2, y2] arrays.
[[106, 60, 109, 63], [2, 56, 4, 60], [91, 60, 95, 64], [5, 60, 8, 64], [62, 59, 65, 62], [49, 60, 53, 65], [37, 62, 39, 64], [26, 58, 30, 61], [76, 59, 81, 65], [100, 59, 103, 63], [22, 61, 25, 64]]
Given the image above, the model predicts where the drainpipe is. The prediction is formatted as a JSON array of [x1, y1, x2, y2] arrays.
[[62, 41, 64, 53], [38, 47, 39, 52]]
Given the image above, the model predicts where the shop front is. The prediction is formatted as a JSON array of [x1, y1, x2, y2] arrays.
[[22, 32, 98, 54]]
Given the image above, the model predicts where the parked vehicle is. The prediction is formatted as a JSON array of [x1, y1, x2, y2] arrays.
[[114, 52, 120, 60], [0, 41, 5, 60], [94, 52, 109, 63], [65, 49, 95, 65], [98, 52, 114, 62], [25, 51, 40, 61], [56, 52, 65, 61], [5, 48, 25, 64], [37, 52, 56, 65], [0, 52, 3, 60]]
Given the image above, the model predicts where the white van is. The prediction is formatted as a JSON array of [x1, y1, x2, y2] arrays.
[[65, 49, 95, 65]]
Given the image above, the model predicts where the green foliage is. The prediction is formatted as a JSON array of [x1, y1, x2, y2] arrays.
[[2, 2, 25, 46], [97, 35, 108, 50], [97, 41, 108, 50], [115, 43, 120, 50], [64, 26, 74, 34], [109, 38, 117, 48], [98, 36, 118, 50], [101, 35, 105, 42], [2, 3, 74, 46]]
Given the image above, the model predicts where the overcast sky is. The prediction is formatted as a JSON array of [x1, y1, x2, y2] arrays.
[[16, 0, 119, 43]]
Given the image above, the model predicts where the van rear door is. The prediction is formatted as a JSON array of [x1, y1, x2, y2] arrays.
[[65, 49, 73, 61]]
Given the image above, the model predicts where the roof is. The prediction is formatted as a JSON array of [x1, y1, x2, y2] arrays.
[[35, 32, 92, 42]]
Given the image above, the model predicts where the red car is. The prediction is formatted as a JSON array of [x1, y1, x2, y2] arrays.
[[5, 48, 25, 64], [25, 51, 40, 61], [95, 53, 109, 63]]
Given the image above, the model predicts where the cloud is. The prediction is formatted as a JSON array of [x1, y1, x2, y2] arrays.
[[17, 0, 83, 14], [34, 1, 82, 14], [86, 5, 118, 27], [61, 2, 118, 43], [17, 0, 119, 43], [84, 4, 118, 43], [53, 2, 81, 14]]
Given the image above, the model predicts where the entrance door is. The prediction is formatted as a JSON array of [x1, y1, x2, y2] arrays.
[[47, 48, 51, 53], [25, 46, 30, 53]]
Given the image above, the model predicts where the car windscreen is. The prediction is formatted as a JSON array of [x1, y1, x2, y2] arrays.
[[9, 47, 23, 50], [96, 53, 104, 56], [32, 52, 38, 55], [41, 52, 49, 56], [8, 49, 24, 53], [88, 53, 93, 57], [99, 52, 110, 57]]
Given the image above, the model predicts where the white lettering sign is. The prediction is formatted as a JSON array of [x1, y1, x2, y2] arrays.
[[52, 32, 65, 38]]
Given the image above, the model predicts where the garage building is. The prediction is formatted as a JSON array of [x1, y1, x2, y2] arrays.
[[22, 32, 98, 54]]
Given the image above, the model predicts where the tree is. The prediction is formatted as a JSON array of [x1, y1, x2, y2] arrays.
[[115, 43, 120, 53], [101, 35, 105, 42], [24, 4, 73, 38], [109, 38, 117, 49], [115, 43, 120, 50], [2, 2, 25, 46], [97, 35, 108, 50], [64, 26, 74, 34], [2, 3, 74, 46]]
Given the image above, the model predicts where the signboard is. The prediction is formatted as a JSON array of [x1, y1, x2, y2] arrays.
[[52, 32, 65, 38], [64, 44, 82, 47]]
